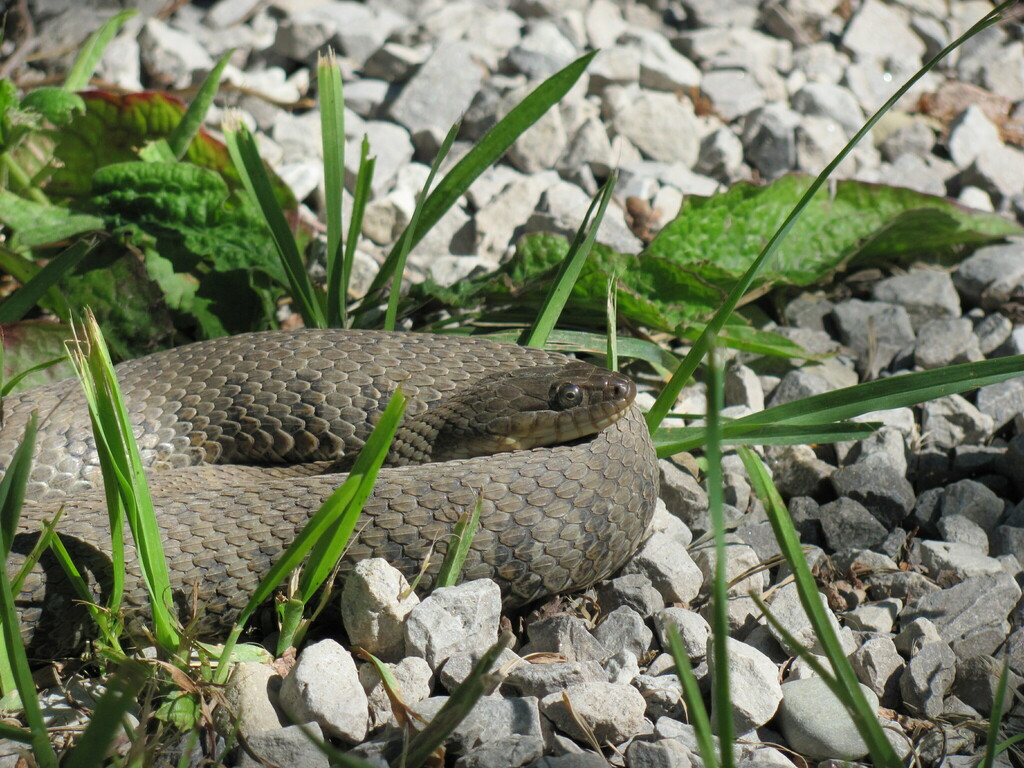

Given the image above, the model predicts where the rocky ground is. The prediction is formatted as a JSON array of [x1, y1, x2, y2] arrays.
[[6, 0, 1024, 766]]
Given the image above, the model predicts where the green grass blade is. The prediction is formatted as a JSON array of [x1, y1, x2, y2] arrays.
[[0, 357, 67, 398], [606, 275, 619, 372], [223, 117, 327, 328], [63, 10, 137, 91], [11, 509, 61, 595], [434, 498, 481, 589], [167, 51, 233, 159], [704, 353, 734, 768], [383, 122, 459, 332], [63, 661, 149, 768], [480, 329, 681, 377], [342, 138, 375, 327], [404, 632, 513, 768], [644, 1, 1012, 433], [0, 560, 57, 765], [69, 312, 179, 651], [0, 414, 36, 558], [359, 51, 596, 306], [655, 354, 1024, 456], [216, 390, 407, 679], [980, 660, 1011, 768], [0, 722, 32, 743], [740, 448, 903, 768], [47, 532, 122, 651], [318, 50, 347, 327], [666, 624, 717, 768], [0, 239, 94, 324], [520, 171, 616, 349], [653, 422, 878, 456]]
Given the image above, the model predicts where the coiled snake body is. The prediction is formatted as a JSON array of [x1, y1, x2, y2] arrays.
[[0, 330, 658, 657]]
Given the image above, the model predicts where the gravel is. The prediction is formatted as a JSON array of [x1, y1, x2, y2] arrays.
[[10, 0, 1024, 765]]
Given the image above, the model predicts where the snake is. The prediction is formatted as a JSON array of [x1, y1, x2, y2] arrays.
[[0, 330, 659, 657]]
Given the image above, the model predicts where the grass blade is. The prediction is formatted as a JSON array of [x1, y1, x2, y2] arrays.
[[383, 122, 459, 331], [0, 414, 36, 559], [318, 50, 347, 327], [644, 1, 1012, 433], [740, 447, 903, 768], [434, 499, 481, 589], [63, 661, 150, 768], [0, 239, 95, 324], [653, 422, 878, 455], [666, 624, 717, 768], [519, 171, 617, 349], [358, 51, 596, 309], [654, 354, 1024, 456], [223, 117, 327, 328], [63, 10, 137, 92], [167, 50, 232, 160], [342, 138, 375, 327], [215, 390, 407, 679], [704, 351, 734, 768], [68, 312, 180, 651], [980, 660, 1011, 768]]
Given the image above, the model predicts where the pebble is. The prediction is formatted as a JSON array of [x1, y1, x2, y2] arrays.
[[777, 676, 878, 761]]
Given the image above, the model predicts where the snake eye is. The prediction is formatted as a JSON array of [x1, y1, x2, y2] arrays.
[[556, 382, 583, 409]]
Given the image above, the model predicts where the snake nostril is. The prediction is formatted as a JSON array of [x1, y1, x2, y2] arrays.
[[612, 381, 629, 400]]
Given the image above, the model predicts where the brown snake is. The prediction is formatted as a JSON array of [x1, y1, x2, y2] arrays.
[[0, 330, 659, 657]]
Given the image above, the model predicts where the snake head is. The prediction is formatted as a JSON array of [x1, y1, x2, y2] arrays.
[[394, 362, 637, 464]]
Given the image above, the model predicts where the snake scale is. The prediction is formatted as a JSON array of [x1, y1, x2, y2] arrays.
[[0, 330, 659, 657]]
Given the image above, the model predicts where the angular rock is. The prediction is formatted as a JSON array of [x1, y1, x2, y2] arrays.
[[899, 640, 957, 719], [709, 637, 783, 732], [237, 723, 329, 768], [341, 558, 420, 662], [609, 88, 701, 165], [405, 580, 502, 670], [850, 636, 904, 707], [540, 682, 647, 745], [278, 640, 368, 744], [914, 318, 984, 369], [622, 532, 704, 605]]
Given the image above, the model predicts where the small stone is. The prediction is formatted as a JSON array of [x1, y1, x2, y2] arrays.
[[920, 395, 994, 451], [940, 479, 1005, 533], [654, 608, 711, 659], [505, 660, 606, 699], [914, 318, 984, 369], [622, 532, 704, 605], [872, 269, 961, 330], [765, 582, 851, 657], [742, 103, 800, 180], [954, 240, 1024, 309], [899, 640, 957, 718], [522, 614, 608, 663], [540, 682, 647, 745], [778, 676, 879, 761], [628, 30, 701, 92], [844, 598, 902, 634], [609, 88, 701, 165], [936, 515, 990, 554], [709, 637, 783, 732], [505, 20, 578, 79], [659, 461, 710, 531], [765, 369, 832, 407], [140, 18, 214, 88], [842, 0, 925, 64], [592, 606, 653, 660], [820, 497, 888, 550], [341, 558, 420, 662], [964, 143, 1024, 208], [831, 300, 915, 376], [953, 655, 1020, 717], [625, 738, 694, 768], [830, 464, 915, 528], [596, 573, 666, 619], [278, 640, 368, 744], [404, 580, 501, 670], [236, 723, 329, 768], [701, 69, 766, 122], [360, 656, 433, 731], [947, 105, 1002, 169], [894, 617, 943, 656], [455, 734, 544, 768], [791, 82, 865, 138], [977, 378, 1024, 431], [219, 663, 284, 739], [849, 636, 904, 707], [765, 445, 834, 498]]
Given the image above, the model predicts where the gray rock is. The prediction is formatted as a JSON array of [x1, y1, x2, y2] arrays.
[[953, 654, 1019, 717], [948, 105, 1002, 169], [791, 82, 864, 138], [696, 127, 745, 181], [974, 310, 1013, 355], [628, 30, 701, 93], [954, 240, 1024, 309], [278, 640, 369, 744], [918, 541, 1003, 581], [784, 294, 835, 332], [455, 734, 544, 768], [622, 532, 704, 605], [439, 648, 518, 694], [587, 47, 640, 94], [701, 69, 766, 122], [360, 656, 433, 731], [976, 378, 1024, 431], [879, 117, 936, 162], [505, 660, 606, 699], [323, 2, 405, 66], [659, 461, 710, 531], [273, 12, 336, 61], [592, 606, 653, 660], [940, 479, 1005, 533], [237, 723, 329, 768], [633, 674, 685, 720], [741, 103, 800, 180], [992, 525, 1024, 563], [819, 497, 888, 550], [777, 676, 879, 761], [849, 636, 904, 707], [505, 20, 577, 79], [609, 87, 701, 165], [920, 395, 995, 451], [523, 615, 608, 663], [765, 582, 851, 657], [140, 18, 214, 88], [894, 617, 943, 656], [765, 445, 834, 498], [914, 318, 984, 369], [388, 42, 483, 152], [654, 608, 711, 659], [404, 580, 502, 670], [690, 537, 765, 601], [709, 637, 783, 732], [625, 739, 695, 768], [597, 573, 666, 619], [901, 573, 1022, 659], [845, 426, 908, 477], [936, 515, 990, 554], [540, 682, 648, 744], [341, 558, 420, 662], [220, 663, 284, 739], [830, 464, 915, 528], [964, 143, 1024, 208], [900, 640, 957, 718], [841, 0, 925, 64], [765, 369, 832, 407], [831, 299, 915, 376], [844, 598, 902, 634]]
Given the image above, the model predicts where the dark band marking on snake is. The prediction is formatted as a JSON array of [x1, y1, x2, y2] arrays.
[[0, 330, 659, 657]]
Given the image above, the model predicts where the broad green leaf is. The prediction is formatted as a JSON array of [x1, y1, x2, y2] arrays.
[[0, 191, 103, 249], [19, 88, 85, 126]]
